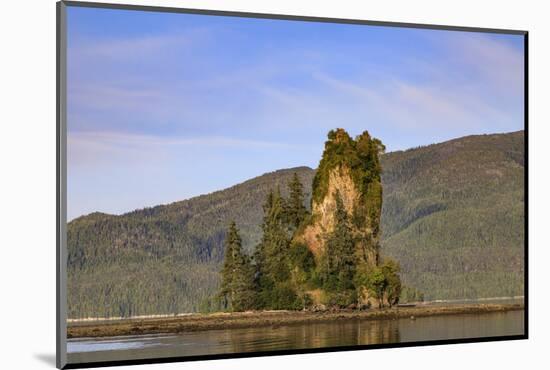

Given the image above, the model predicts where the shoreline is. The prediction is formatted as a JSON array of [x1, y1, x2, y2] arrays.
[[67, 302, 524, 339]]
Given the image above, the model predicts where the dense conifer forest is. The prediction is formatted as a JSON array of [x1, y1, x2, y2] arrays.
[[67, 130, 524, 318]]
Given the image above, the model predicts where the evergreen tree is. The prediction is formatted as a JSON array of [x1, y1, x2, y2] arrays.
[[321, 191, 356, 292], [380, 259, 402, 307], [366, 267, 386, 309], [231, 254, 256, 311], [285, 173, 308, 229], [253, 190, 274, 281], [259, 188, 291, 282], [359, 258, 402, 308], [219, 221, 256, 311], [255, 188, 297, 309]]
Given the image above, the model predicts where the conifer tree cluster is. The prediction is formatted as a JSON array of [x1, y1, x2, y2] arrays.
[[309, 129, 401, 308], [285, 173, 308, 229], [217, 129, 402, 312], [218, 173, 312, 311], [218, 221, 256, 312], [319, 191, 356, 291], [355, 259, 402, 308]]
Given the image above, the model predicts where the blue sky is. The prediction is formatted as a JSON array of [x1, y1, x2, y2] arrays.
[[67, 6, 524, 220]]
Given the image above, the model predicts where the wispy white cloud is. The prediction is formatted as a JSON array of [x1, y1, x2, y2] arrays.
[[66, 12, 524, 218], [69, 29, 208, 60], [446, 33, 524, 91], [69, 131, 296, 148], [246, 52, 522, 153], [68, 26, 524, 148], [69, 85, 162, 111], [68, 131, 298, 167]]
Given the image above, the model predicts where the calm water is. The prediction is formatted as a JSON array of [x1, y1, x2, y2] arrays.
[[67, 309, 524, 364]]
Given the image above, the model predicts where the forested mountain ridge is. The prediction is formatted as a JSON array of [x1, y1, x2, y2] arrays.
[[68, 130, 524, 318], [67, 168, 316, 317], [381, 130, 524, 300]]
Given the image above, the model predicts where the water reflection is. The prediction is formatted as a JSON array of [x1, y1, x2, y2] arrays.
[[217, 319, 400, 354], [67, 310, 523, 364]]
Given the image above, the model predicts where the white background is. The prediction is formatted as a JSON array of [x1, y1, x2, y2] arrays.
[[1, 0, 547, 369]]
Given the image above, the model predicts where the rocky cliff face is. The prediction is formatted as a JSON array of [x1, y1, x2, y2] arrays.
[[295, 128, 384, 269], [298, 166, 358, 257]]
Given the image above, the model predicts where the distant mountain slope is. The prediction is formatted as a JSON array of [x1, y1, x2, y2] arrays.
[[67, 168, 316, 317], [380, 131, 524, 300], [67, 131, 524, 318]]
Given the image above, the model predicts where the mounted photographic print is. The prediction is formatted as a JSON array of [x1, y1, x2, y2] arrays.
[[56, 1, 528, 368]]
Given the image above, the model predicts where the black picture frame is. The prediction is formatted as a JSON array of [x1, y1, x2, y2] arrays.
[[56, 1, 528, 368]]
